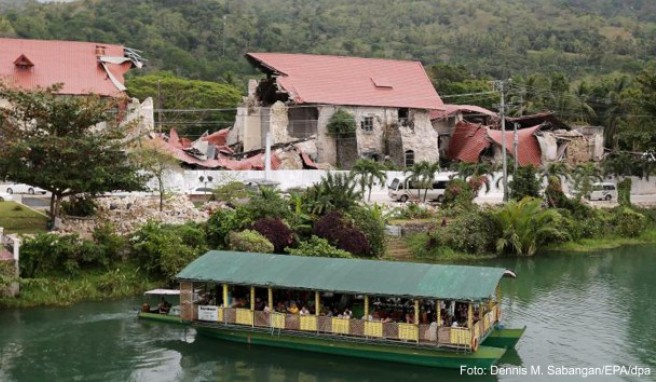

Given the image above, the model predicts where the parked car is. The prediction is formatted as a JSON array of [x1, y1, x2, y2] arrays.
[[0, 192, 13, 202], [3, 183, 47, 195], [387, 176, 450, 203], [589, 182, 617, 202]]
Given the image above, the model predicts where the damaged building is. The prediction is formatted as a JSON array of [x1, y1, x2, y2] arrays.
[[447, 112, 604, 166], [227, 53, 445, 169], [430, 104, 498, 158]]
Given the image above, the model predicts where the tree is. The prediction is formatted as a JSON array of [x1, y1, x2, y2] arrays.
[[135, 143, 180, 211], [0, 84, 148, 218], [572, 163, 603, 200], [451, 162, 494, 193], [326, 109, 356, 137], [508, 165, 541, 201], [350, 159, 387, 202], [405, 161, 440, 202], [302, 172, 361, 215]]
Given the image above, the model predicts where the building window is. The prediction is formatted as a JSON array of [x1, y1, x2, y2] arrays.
[[404, 150, 415, 168], [398, 108, 409, 124], [361, 116, 374, 132]]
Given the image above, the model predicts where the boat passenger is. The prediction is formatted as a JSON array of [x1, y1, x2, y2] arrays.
[[300, 306, 310, 315], [287, 302, 299, 315], [343, 308, 352, 319], [158, 298, 171, 314]]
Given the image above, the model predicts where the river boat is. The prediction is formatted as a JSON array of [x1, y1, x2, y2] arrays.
[[175, 250, 525, 369], [137, 288, 183, 324]]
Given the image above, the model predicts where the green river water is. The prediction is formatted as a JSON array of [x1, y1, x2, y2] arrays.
[[1, 246, 655, 381]]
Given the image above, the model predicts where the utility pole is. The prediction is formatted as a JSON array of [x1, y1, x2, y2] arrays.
[[497, 80, 509, 202], [513, 122, 519, 173], [222, 15, 227, 57]]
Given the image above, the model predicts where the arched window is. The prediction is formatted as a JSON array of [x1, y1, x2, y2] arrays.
[[404, 150, 415, 168]]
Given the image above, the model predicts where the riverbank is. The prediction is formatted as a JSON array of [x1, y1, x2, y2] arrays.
[[546, 227, 656, 252], [0, 264, 160, 308]]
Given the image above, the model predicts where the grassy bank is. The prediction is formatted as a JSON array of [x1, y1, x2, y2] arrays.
[[0, 201, 48, 234], [0, 264, 161, 308], [546, 227, 656, 252]]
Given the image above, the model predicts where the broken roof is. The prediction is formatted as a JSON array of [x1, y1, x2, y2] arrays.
[[505, 112, 570, 130], [448, 122, 543, 166], [245, 53, 444, 110], [430, 104, 497, 121], [0, 38, 140, 97]]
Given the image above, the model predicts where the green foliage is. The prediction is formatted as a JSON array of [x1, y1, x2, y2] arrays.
[[348, 204, 386, 258], [126, 72, 241, 137], [60, 194, 98, 217], [508, 165, 541, 201], [20, 227, 125, 278], [212, 181, 250, 204], [618, 178, 632, 206], [326, 109, 356, 137], [495, 197, 571, 256], [243, 186, 291, 221], [572, 163, 603, 199], [613, 207, 647, 237], [405, 161, 441, 202], [443, 178, 476, 208], [302, 172, 361, 215], [252, 218, 295, 253], [387, 203, 434, 220], [0, 84, 148, 218], [227, 230, 274, 253], [350, 159, 387, 202], [130, 221, 207, 282], [206, 207, 251, 248], [433, 209, 500, 255], [313, 211, 371, 257], [286, 235, 352, 258], [544, 175, 569, 208]]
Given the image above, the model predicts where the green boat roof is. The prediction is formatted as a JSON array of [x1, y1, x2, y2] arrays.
[[177, 251, 506, 301]]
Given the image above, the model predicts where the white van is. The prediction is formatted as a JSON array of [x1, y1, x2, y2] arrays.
[[589, 182, 617, 202], [388, 176, 450, 203]]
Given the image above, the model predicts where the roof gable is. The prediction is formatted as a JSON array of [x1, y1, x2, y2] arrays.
[[0, 38, 136, 97], [246, 53, 444, 110]]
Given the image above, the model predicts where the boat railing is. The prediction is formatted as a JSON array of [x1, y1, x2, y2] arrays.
[[194, 304, 495, 350]]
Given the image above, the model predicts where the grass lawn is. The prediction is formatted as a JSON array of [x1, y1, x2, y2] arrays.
[[0, 201, 48, 234]]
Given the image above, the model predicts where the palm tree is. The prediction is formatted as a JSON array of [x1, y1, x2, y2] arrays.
[[572, 163, 603, 200], [350, 159, 387, 202], [304, 172, 361, 215], [495, 197, 570, 256], [539, 162, 571, 192], [405, 161, 440, 203], [451, 162, 494, 194]]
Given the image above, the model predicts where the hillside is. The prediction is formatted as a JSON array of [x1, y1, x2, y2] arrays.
[[0, 0, 655, 84]]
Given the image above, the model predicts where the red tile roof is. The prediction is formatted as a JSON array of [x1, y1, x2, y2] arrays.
[[448, 122, 491, 163], [487, 125, 542, 166], [448, 122, 543, 166], [246, 53, 443, 110], [430, 104, 497, 120], [0, 38, 134, 97]]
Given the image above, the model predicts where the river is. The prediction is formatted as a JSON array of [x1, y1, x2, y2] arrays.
[[1, 246, 655, 381]]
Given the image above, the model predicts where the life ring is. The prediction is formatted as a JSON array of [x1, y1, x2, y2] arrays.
[[471, 337, 479, 352]]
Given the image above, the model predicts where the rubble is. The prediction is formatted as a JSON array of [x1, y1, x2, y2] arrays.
[[57, 194, 211, 235]]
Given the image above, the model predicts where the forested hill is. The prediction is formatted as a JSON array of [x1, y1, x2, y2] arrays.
[[1, 0, 655, 83]]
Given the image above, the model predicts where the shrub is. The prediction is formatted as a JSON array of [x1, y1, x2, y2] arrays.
[[130, 221, 207, 282], [434, 209, 499, 254], [206, 207, 251, 248], [509, 165, 541, 201], [286, 236, 352, 258], [227, 230, 274, 253], [243, 187, 291, 221], [313, 211, 371, 257], [326, 109, 356, 137], [613, 207, 647, 237], [252, 218, 295, 253], [61, 194, 98, 217], [349, 205, 386, 257], [443, 178, 476, 208], [618, 178, 632, 206], [212, 181, 249, 203]]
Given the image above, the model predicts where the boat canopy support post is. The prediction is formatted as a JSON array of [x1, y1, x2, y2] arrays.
[[364, 295, 369, 319], [222, 283, 229, 308], [414, 300, 419, 325], [467, 302, 473, 329], [436, 299, 441, 328], [315, 291, 320, 316], [250, 286, 255, 311], [268, 287, 273, 311]]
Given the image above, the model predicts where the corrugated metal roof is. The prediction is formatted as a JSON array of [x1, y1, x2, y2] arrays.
[[430, 104, 497, 121], [177, 251, 506, 301], [246, 53, 444, 110], [0, 37, 132, 97], [488, 125, 542, 166], [448, 121, 491, 162]]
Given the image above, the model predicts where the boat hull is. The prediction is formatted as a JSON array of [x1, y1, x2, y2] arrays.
[[196, 324, 506, 369], [138, 312, 184, 325], [482, 326, 526, 349]]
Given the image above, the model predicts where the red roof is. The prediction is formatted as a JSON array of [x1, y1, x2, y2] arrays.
[[448, 122, 491, 162], [246, 53, 443, 110], [430, 104, 497, 120], [487, 125, 542, 166], [0, 38, 134, 97], [448, 122, 542, 166]]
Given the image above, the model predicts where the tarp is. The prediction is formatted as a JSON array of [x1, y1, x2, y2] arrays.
[[177, 251, 507, 301]]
